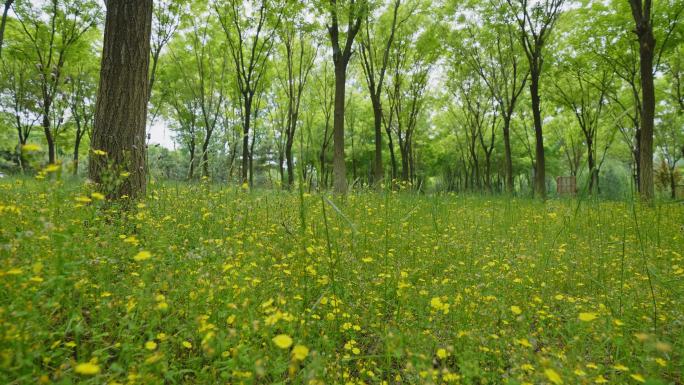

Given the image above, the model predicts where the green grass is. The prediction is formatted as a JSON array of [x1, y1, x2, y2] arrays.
[[1, 177, 683, 384]]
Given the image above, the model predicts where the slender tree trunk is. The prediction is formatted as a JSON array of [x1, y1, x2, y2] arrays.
[[319, 150, 326, 188], [371, 98, 383, 184], [43, 112, 56, 165], [670, 167, 676, 199], [89, 0, 152, 199], [503, 116, 514, 193], [530, 68, 546, 199], [188, 140, 195, 179], [249, 126, 255, 187], [73, 134, 82, 175], [332, 64, 347, 193], [286, 134, 294, 187], [241, 101, 251, 184], [586, 138, 598, 194], [0, 0, 13, 58], [201, 136, 210, 177], [386, 127, 397, 180], [279, 151, 285, 187]]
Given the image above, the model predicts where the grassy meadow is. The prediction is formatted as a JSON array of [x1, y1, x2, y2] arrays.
[[1, 178, 683, 384]]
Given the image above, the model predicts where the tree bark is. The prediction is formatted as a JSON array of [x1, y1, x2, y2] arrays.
[[188, 138, 195, 179], [89, 0, 152, 199], [372, 99, 383, 184], [241, 99, 251, 184], [628, 1, 656, 201], [42, 111, 56, 165], [0, 0, 13, 58], [332, 64, 348, 193], [73, 134, 81, 175], [502, 116, 514, 193], [670, 167, 677, 199], [530, 68, 546, 199], [286, 134, 294, 186], [587, 137, 598, 194]]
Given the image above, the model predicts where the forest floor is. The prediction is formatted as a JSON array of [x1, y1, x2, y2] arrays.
[[1, 178, 683, 384]]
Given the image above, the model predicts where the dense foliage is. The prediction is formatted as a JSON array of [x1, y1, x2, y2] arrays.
[[0, 0, 681, 199]]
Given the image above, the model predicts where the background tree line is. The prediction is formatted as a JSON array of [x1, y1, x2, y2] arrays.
[[0, 0, 682, 200]]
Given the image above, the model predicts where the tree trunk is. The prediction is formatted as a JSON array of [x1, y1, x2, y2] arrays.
[[0, 0, 12, 58], [386, 126, 397, 180], [73, 133, 82, 175], [279, 151, 285, 187], [89, 0, 152, 199], [241, 101, 251, 184], [502, 116, 514, 194], [530, 68, 546, 199], [332, 64, 347, 193], [43, 112, 56, 165], [586, 137, 597, 194], [201, 137, 210, 178], [286, 133, 294, 187], [319, 150, 326, 189], [188, 140, 195, 179], [637, 27, 656, 201], [400, 144, 409, 181], [670, 167, 677, 199], [371, 98, 383, 185], [249, 125, 255, 187]]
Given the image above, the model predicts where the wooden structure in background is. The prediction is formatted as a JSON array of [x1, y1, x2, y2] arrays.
[[556, 176, 577, 196]]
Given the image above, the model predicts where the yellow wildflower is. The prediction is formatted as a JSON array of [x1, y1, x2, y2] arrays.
[[74, 362, 100, 375], [292, 345, 309, 360], [272, 334, 293, 349]]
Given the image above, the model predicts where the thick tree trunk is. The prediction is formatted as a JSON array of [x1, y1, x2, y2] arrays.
[[0, 0, 12, 58], [502, 116, 514, 194], [89, 0, 152, 199], [530, 69, 546, 199], [332, 64, 347, 193], [670, 168, 677, 199]]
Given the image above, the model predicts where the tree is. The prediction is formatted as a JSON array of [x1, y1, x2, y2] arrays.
[[387, 32, 433, 184], [169, 13, 227, 179], [89, 0, 153, 199], [14, 0, 100, 165], [277, 8, 317, 188], [215, 0, 283, 186], [149, 0, 180, 97], [67, 65, 96, 175], [460, 4, 528, 194], [0, 60, 40, 171], [627, 0, 657, 200], [627, 0, 684, 200], [359, 0, 407, 185], [553, 61, 612, 194], [325, 0, 366, 193], [506, 0, 564, 199]]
